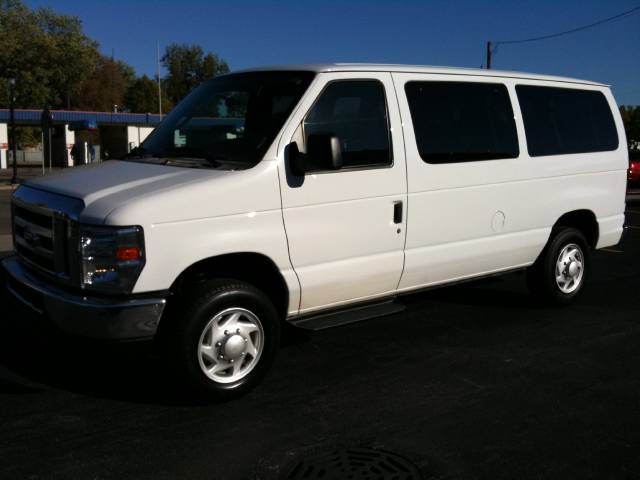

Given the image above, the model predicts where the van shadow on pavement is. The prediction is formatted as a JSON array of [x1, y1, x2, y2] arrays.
[[0, 275, 574, 410], [0, 269, 312, 406]]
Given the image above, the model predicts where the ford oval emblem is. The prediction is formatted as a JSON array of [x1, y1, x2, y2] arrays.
[[23, 225, 40, 247]]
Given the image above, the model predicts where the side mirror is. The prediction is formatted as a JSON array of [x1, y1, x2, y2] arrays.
[[286, 142, 306, 177], [306, 134, 343, 172]]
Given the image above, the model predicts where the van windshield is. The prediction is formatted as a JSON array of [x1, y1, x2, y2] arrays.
[[126, 71, 315, 168]]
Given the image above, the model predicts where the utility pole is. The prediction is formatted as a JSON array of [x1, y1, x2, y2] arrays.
[[9, 77, 17, 184], [486, 41, 492, 69], [157, 41, 163, 118], [111, 47, 116, 113]]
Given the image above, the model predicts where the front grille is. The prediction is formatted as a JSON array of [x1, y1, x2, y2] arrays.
[[14, 205, 56, 273], [11, 186, 84, 287], [12, 199, 74, 282]]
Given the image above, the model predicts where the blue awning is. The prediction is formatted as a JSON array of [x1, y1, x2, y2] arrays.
[[0, 109, 162, 126]]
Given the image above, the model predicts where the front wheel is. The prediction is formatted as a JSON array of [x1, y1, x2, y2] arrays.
[[166, 279, 280, 400], [526, 227, 590, 305]]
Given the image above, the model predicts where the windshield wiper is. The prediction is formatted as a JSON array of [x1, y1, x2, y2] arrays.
[[155, 147, 226, 163], [163, 157, 219, 169]]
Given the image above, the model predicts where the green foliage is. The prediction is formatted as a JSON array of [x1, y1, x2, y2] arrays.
[[15, 126, 41, 147], [0, 0, 99, 108], [162, 43, 229, 105], [620, 106, 640, 150], [0, 1, 229, 113], [77, 56, 135, 111], [123, 74, 173, 114]]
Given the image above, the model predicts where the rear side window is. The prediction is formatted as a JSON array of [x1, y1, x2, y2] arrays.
[[405, 81, 519, 163], [304, 80, 391, 169], [516, 85, 618, 157]]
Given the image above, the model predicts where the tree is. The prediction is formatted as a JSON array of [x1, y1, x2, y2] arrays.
[[0, 1, 229, 113], [0, 0, 99, 109], [77, 56, 135, 111], [620, 106, 640, 150], [162, 43, 229, 105], [124, 74, 173, 114]]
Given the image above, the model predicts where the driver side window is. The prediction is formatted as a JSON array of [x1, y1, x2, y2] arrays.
[[303, 80, 392, 169]]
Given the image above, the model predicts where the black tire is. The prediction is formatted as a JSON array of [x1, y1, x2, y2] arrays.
[[163, 278, 280, 400], [526, 227, 591, 306]]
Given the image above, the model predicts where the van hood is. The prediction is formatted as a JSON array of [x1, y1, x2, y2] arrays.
[[21, 159, 281, 226], [23, 160, 231, 223], [24, 160, 227, 203]]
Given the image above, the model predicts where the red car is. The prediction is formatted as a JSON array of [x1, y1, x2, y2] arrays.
[[629, 151, 640, 186]]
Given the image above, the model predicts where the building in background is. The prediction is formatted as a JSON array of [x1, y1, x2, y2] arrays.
[[0, 109, 159, 169]]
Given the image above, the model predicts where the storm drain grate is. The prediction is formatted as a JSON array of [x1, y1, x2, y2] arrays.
[[282, 447, 422, 480]]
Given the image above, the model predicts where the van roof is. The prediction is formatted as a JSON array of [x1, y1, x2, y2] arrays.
[[234, 63, 607, 87]]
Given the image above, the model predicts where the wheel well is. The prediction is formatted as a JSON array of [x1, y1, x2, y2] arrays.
[[553, 210, 599, 249], [169, 253, 289, 319]]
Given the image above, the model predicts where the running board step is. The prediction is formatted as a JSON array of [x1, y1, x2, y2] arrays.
[[290, 300, 405, 331]]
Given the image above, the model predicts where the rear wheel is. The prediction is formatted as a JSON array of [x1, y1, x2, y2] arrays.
[[526, 227, 590, 305], [164, 279, 280, 400]]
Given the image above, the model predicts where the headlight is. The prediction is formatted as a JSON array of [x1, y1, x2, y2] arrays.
[[79, 224, 145, 294]]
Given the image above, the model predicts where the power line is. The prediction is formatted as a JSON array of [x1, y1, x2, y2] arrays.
[[486, 5, 640, 68], [496, 5, 640, 46]]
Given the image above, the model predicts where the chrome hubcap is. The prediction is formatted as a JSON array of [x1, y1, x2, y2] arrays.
[[555, 243, 584, 294], [198, 307, 264, 384], [222, 334, 247, 359]]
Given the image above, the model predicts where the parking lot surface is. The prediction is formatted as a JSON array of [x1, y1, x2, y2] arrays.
[[0, 199, 639, 479]]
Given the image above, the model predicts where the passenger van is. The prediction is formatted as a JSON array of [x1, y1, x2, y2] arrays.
[[3, 64, 628, 398]]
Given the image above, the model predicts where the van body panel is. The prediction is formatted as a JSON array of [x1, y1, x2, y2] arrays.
[[236, 63, 606, 88], [596, 214, 626, 249], [277, 71, 408, 314], [391, 72, 627, 291], [72, 159, 301, 313]]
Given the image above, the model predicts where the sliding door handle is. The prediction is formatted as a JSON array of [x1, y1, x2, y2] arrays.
[[393, 201, 403, 224]]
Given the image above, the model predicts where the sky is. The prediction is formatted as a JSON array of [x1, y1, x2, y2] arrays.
[[26, 0, 640, 105]]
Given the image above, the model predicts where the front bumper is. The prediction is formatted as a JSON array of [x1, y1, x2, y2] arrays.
[[2, 256, 166, 340]]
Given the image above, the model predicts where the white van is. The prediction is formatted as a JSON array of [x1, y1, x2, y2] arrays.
[[4, 64, 627, 398]]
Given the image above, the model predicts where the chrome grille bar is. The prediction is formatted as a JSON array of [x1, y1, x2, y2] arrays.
[[13, 206, 56, 274], [14, 216, 53, 239]]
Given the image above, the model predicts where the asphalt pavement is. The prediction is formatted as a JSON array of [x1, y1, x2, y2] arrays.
[[0, 194, 639, 479]]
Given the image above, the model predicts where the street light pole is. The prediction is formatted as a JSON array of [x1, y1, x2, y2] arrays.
[[157, 41, 162, 119], [9, 77, 18, 184]]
